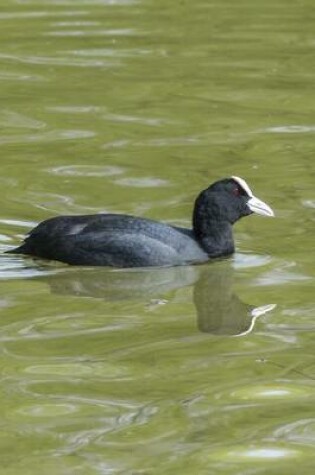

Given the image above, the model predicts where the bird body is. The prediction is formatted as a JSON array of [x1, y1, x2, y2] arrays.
[[7, 176, 274, 268], [13, 214, 208, 267]]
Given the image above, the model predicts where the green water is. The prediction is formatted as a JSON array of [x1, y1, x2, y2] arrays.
[[1, 0, 314, 473]]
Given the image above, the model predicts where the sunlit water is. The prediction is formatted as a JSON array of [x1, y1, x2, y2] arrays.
[[0, 0, 314, 474]]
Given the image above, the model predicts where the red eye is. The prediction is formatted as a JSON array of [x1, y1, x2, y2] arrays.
[[232, 187, 240, 196]]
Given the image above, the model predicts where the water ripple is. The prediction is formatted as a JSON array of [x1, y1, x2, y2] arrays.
[[233, 253, 272, 269], [45, 28, 136, 38], [0, 255, 56, 280], [262, 125, 315, 134], [49, 164, 126, 177], [273, 418, 315, 445], [0, 71, 44, 82], [0, 53, 119, 68], [254, 262, 311, 286], [29, 0, 137, 5], [72, 47, 155, 58], [226, 383, 314, 401], [101, 136, 201, 149], [18, 403, 78, 417], [114, 177, 170, 188], [102, 112, 168, 126], [0, 129, 95, 145], [302, 200, 315, 209], [51, 21, 100, 27], [0, 110, 46, 129], [0, 313, 136, 342], [47, 105, 101, 113], [0, 11, 88, 20], [219, 446, 300, 461], [24, 362, 128, 379]]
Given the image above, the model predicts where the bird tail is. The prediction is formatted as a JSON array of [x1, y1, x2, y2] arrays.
[[5, 244, 30, 255]]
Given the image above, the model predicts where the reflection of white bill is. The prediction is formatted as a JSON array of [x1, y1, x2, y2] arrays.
[[232, 303, 277, 337], [251, 303, 277, 318]]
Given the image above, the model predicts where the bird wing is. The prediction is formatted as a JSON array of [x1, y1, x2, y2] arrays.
[[70, 230, 181, 267]]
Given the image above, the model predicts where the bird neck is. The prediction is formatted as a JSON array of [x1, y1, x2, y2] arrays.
[[193, 203, 234, 258]]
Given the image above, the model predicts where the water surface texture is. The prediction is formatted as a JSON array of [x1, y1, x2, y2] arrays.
[[1, 0, 314, 474]]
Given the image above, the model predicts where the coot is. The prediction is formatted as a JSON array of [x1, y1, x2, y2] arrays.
[[6, 176, 274, 267]]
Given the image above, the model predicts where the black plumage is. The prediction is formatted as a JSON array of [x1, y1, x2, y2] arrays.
[[6, 176, 274, 267]]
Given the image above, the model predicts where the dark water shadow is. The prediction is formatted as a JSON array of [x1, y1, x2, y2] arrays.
[[36, 262, 275, 336], [193, 264, 274, 335]]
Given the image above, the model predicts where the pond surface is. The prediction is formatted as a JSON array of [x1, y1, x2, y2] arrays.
[[1, 0, 315, 473]]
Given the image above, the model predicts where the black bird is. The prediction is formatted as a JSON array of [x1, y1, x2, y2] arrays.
[[6, 176, 274, 268]]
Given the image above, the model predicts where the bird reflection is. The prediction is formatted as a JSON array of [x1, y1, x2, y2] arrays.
[[193, 263, 274, 335], [37, 261, 275, 336]]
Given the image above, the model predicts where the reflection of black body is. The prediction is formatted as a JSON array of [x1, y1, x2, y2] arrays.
[[193, 263, 256, 335], [40, 262, 266, 336], [43, 266, 198, 300], [7, 177, 273, 267]]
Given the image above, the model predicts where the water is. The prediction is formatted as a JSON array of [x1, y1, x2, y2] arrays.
[[1, 0, 314, 473]]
